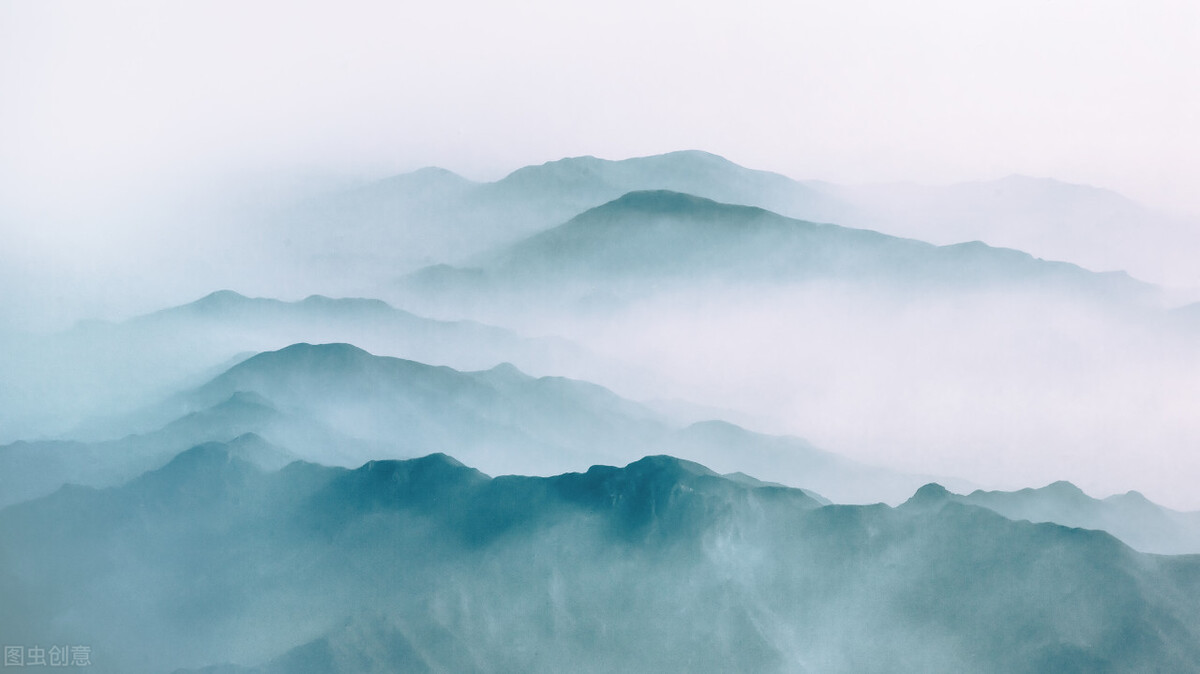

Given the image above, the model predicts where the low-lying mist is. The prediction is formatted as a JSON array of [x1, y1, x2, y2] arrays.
[[4, 154, 1199, 512], [422, 280, 1200, 510]]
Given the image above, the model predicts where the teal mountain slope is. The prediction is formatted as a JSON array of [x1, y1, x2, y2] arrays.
[[2, 446, 1198, 674]]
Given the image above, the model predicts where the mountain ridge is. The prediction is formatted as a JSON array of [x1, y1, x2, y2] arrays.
[[403, 189, 1153, 307], [6, 444, 1200, 674], [946, 480, 1200, 554]]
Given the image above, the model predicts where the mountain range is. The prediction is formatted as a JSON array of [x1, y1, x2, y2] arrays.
[[815, 175, 1200, 290], [2, 443, 1198, 673], [278, 150, 838, 277], [4, 149, 1200, 674], [0, 291, 589, 444], [400, 190, 1148, 316], [940, 480, 1200, 555], [0, 343, 936, 509], [277, 150, 1199, 293]]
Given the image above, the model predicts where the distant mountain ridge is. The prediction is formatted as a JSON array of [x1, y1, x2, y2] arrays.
[[278, 150, 840, 279], [401, 189, 1150, 311], [926, 480, 1200, 555], [481, 150, 827, 219], [189, 343, 929, 502], [817, 174, 1200, 289], [275, 149, 1199, 293], [0, 290, 591, 445], [0, 342, 939, 509]]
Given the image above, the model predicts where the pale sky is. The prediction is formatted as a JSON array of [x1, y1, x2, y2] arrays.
[[3, 0, 1200, 506], [2, 0, 1199, 228]]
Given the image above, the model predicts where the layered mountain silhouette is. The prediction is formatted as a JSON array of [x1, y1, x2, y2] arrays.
[[402, 190, 1149, 314], [280, 150, 842, 275], [816, 175, 1200, 289], [0, 291, 588, 444], [279, 150, 1196, 292], [3, 444, 1198, 673], [0, 342, 936, 508], [931, 480, 1200, 555], [4, 148, 1199, 674], [0, 393, 299, 508]]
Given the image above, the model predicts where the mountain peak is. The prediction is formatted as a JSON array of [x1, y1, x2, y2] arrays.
[[206, 343, 383, 393], [260, 341, 371, 361], [487, 361, 524, 376], [472, 361, 531, 386], [649, 149, 732, 162], [370, 165, 476, 194], [566, 190, 775, 227], [681, 419, 757, 440], [1102, 489, 1157, 509], [407, 166, 470, 181], [132, 439, 263, 499], [359, 451, 473, 475], [497, 155, 608, 186], [328, 453, 490, 511], [623, 149, 743, 171], [298, 294, 394, 313], [906, 482, 952, 507], [492, 151, 784, 203], [188, 289, 253, 310], [1040, 480, 1087, 497], [601, 189, 737, 213], [624, 454, 718, 479]]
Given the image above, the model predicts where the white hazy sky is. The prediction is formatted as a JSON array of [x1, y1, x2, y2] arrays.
[[2, 0, 1199, 225]]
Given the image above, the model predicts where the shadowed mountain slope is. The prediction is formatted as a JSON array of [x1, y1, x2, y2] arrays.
[[2, 446, 1198, 674]]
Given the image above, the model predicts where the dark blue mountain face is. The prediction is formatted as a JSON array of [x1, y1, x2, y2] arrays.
[[3, 444, 1198, 674]]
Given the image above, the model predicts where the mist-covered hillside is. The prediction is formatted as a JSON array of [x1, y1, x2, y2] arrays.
[[382, 188, 1200, 508], [278, 150, 840, 278], [814, 175, 1200, 291], [3, 152, 1199, 674], [944, 480, 1200, 555], [0, 343, 936, 509], [3, 446, 1198, 674], [274, 151, 1200, 298], [401, 189, 1148, 315], [0, 291, 588, 444], [10, 4, 1200, 671]]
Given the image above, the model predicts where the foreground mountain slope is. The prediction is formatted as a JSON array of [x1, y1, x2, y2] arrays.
[[3, 446, 1198, 674]]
